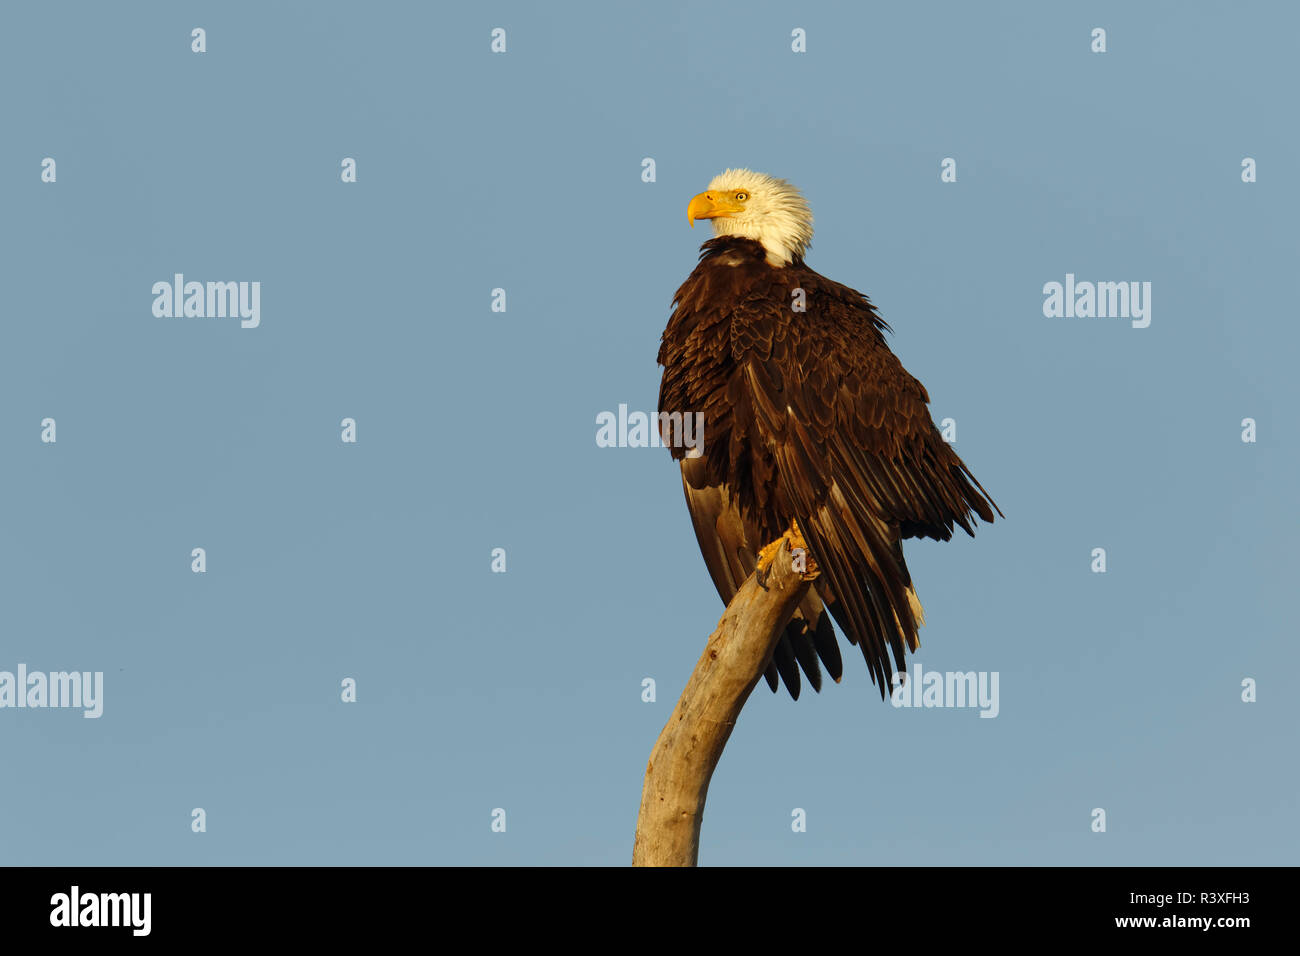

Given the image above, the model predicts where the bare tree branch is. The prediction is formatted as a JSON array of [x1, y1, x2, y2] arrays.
[[632, 539, 812, 866]]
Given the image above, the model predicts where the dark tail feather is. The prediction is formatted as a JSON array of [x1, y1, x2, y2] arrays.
[[771, 637, 802, 700], [810, 607, 842, 683], [786, 615, 823, 693], [763, 662, 780, 693]]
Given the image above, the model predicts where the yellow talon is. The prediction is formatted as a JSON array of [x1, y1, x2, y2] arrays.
[[755, 536, 784, 576], [756, 519, 820, 583]]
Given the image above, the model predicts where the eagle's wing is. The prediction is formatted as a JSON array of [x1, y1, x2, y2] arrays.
[[739, 273, 1000, 696], [679, 455, 842, 698]]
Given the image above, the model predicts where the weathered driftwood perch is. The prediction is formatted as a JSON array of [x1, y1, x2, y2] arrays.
[[632, 540, 811, 866]]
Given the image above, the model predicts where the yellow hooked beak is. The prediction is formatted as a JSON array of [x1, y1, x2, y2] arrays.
[[687, 191, 744, 227]]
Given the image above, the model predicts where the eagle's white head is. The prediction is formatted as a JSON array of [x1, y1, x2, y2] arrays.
[[687, 168, 814, 267]]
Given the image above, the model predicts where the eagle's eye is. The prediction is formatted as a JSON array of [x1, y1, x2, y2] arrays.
[[735, 191, 749, 201]]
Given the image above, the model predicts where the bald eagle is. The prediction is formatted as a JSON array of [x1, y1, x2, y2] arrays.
[[657, 169, 1000, 700]]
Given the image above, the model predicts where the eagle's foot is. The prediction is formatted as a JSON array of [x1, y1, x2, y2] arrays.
[[755, 535, 784, 590], [755, 519, 820, 588], [787, 519, 820, 581]]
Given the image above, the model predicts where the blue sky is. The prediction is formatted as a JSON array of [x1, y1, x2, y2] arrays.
[[0, 1, 1295, 865]]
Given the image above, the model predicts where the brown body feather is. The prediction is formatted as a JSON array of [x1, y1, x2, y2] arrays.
[[658, 237, 1000, 699]]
